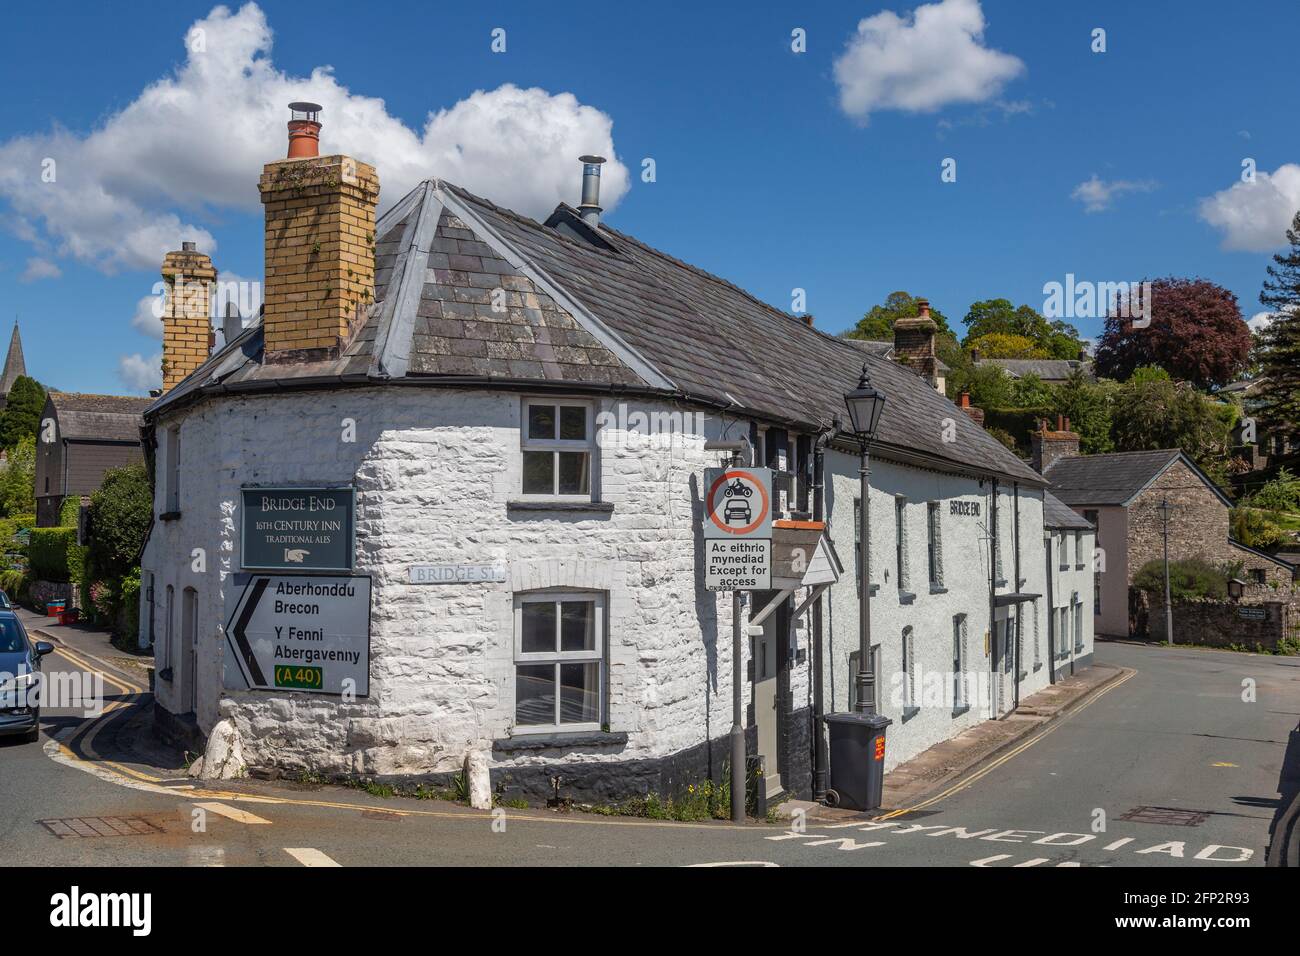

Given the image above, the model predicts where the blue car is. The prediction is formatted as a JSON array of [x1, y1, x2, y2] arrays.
[[0, 611, 53, 743]]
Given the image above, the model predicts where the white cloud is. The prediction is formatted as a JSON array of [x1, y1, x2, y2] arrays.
[[1248, 311, 1275, 332], [1198, 163, 1300, 252], [1070, 174, 1157, 213], [20, 257, 61, 282], [0, 3, 628, 275], [833, 0, 1024, 124], [131, 293, 163, 339], [118, 353, 163, 393]]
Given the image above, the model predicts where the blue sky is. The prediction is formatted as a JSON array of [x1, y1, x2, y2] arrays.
[[1, 0, 1297, 394]]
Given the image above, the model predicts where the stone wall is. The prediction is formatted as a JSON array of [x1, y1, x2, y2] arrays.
[[142, 386, 776, 799], [1150, 600, 1295, 652]]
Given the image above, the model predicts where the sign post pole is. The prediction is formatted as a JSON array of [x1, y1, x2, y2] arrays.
[[701, 452, 770, 822], [731, 589, 745, 823]]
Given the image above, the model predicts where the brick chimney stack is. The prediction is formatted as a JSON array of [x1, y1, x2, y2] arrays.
[[892, 298, 939, 388], [958, 391, 984, 426], [160, 241, 216, 392], [258, 102, 379, 363], [1031, 413, 1081, 473]]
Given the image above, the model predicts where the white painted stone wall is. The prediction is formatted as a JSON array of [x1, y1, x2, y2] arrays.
[[823, 448, 1059, 772], [142, 387, 772, 779], [142, 381, 1081, 789], [1048, 529, 1097, 670]]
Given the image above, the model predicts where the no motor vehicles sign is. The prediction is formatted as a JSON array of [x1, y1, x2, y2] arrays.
[[703, 467, 772, 590]]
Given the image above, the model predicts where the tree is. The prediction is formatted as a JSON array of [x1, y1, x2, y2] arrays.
[[1257, 210, 1300, 443], [85, 462, 152, 584], [1110, 377, 1234, 482], [1230, 506, 1288, 550], [964, 332, 1048, 359], [1009, 373, 1054, 408], [962, 298, 1085, 359], [848, 291, 954, 340], [0, 376, 46, 449], [1093, 277, 1251, 389], [0, 436, 35, 516], [948, 364, 1015, 409], [1051, 369, 1113, 454]]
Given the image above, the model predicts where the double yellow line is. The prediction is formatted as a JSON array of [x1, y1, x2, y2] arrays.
[[875, 669, 1136, 820], [46, 640, 165, 784]]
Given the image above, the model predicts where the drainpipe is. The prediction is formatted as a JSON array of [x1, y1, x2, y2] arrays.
[[1012, 483, 1022, 710], [989, 480, 999, 718], [810, 421, 837, 800], [1045, 531, 1056, 684]]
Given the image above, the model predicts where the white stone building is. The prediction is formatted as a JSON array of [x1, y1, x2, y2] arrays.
[[139, 115, 1093, 803]]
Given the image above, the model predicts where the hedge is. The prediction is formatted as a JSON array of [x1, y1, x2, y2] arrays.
[[29, 527, 77, 581], [58, 495, 81, 528]]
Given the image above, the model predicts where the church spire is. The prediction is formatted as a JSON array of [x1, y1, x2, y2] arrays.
[[0, 322, 26, 396]]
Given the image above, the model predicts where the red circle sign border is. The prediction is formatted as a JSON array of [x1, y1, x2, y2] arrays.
[[707, 469, 771, 536]]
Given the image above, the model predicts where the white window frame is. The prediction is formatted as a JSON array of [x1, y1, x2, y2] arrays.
[[895, 496, 910, 592], [952, 614, 967, 712], [1073, 596, 1084, 652], [512, 590, 605, 734], [902, 626, 916, 714], [164, 425, 181, 514], [926, 501, 943, 587], [520, 398, 597, 501]]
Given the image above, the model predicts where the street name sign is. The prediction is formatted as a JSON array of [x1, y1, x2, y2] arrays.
[[703, 467, 772, 590], [408, 564, 507, 584], [241, 487, 355, 572], [224, 575, 371, 696]]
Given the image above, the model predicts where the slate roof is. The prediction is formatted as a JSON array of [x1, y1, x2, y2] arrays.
[[49, 392, 151, 442], [977, 358, 1090, 381], [1043, 448, 1232, 508], [147, 179, 1044, 486], [1043, 490, 1093, 530]]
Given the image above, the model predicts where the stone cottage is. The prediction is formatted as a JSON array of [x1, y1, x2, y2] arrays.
[[139, 107, 1086, 804], [1037, 426, 1295, 637]]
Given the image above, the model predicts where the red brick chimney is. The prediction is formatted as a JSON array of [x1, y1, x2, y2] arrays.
[[1031, 414, 1080, 473], [892, 298, 939, 389], [958, 391, 984, 426]]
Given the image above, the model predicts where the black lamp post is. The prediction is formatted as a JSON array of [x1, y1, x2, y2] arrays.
[[823, 364, 892, 812], [844, 364, 887, 715]]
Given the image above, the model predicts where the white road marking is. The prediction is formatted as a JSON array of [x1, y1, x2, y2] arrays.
[[284, 847, 341, 867], [187, 846, 226, 867], [194, 801, 273, 825], [688, 860, 780, 867]]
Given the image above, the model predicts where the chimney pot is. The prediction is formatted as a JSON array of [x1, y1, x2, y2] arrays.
[[287, 101, 323, 159], [1056, 413, 1064, 431], [960, 392, 970, 408], [917, 298, 931, 319], [182, 241, 196, 252], [577, 155, 606, 227], [1064, 416, 1072, 432]]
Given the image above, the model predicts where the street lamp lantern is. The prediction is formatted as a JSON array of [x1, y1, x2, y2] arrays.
[[822, 362, 892, 812], [844, 364, 887, 439]]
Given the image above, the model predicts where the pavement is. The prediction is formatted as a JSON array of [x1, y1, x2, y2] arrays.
[[5, 610, 1299, 867]]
